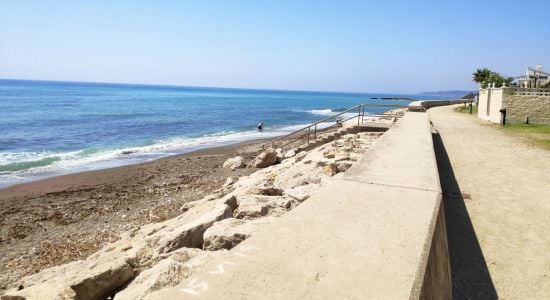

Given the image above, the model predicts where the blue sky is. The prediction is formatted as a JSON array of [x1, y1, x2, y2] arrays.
[[0, 1, 549, 93]]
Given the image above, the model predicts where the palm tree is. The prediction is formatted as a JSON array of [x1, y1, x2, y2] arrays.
[[472, 68, 492, 85], [488, 72, 502, 87]]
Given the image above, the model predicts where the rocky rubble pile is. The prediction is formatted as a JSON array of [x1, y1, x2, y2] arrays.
[[2, 130, 383, 300]]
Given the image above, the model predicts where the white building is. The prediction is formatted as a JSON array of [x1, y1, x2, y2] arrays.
[[515, 64, 550, 88]]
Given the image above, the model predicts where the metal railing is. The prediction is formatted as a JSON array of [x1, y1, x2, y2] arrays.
[[267, 103, 403, 151]]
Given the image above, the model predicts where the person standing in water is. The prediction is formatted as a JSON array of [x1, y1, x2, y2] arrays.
[[257, 122, 264, 131]]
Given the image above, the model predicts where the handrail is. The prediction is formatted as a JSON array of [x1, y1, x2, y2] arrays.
[[266, 103, 403, 150], [271, 104, 363, 144]]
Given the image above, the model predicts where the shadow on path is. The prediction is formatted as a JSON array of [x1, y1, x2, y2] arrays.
[[432, 132, 498, 300]]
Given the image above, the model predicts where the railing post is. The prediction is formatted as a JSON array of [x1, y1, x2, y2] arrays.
[[314, 124, 317, 140], [362, 105, 365, 123], [357, 105, 361, 125], [308, 127, 311, 145]]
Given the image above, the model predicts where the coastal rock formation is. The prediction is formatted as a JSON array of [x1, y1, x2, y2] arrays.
[[284, 184, 319, 202], [294, 151, 307, 162], [223, 176, 235, 187], [6, 251, 135, 300], [322, 163, 338, 176], [203, 217, 276, 251], [337, 162, 353, 172], [148, 200, 234, 254], [113, 248, 222, 300], [222, 156, 245, 170], [3, 198, 235, 300], [2, 126, 388, 300], [284, 150, 296, 158], [249, 148, 278, 168], [249, 186, 284, 196], [275, 148, 284, 163], [233, 195, 270, 219]]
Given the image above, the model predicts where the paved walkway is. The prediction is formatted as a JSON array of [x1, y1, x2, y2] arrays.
[[429, 106, 550, 299]]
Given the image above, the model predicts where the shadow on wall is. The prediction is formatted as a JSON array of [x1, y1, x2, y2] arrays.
[[432, 132, 498, 300]]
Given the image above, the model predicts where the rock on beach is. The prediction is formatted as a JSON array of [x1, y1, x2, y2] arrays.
[[222, 156, 245, 170], [1, 125, 387, 300], [250, 149, 278, 168]]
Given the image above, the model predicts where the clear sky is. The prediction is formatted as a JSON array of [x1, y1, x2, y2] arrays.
[[1, 0, 549, 93]]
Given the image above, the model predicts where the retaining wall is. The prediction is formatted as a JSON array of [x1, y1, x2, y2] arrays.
[[478, 87, 550, 124], [409, 100, 472, 112], [504, 94, 550, 124]]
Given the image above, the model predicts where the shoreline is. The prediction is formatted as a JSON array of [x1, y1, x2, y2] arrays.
[[0, 133, 280, 190], [0, 137, 270, 196]]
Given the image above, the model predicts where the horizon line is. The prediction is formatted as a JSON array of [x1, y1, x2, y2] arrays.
[[0, 77, 470, 96]]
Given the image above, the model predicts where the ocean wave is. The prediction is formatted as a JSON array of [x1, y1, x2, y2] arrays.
[[0, 156, 61, 173], [307, 109, 334, 116], [0, 123, 314, 181], [305, 108, 363, 122]]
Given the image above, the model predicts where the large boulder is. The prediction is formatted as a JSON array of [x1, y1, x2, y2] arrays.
[[272, 162, 322, 189], [275, 148, 284, 163], [233, 195, 270, 219], [3, 254, 136, 300], [203, 218, 276, 251], [113, 249, 221, 300], [149, 200, 235, 254], [249, 149, 278, 168], [322, 163, 338, 176], [3, 198, 236, 300], [222, 156, 245, 170], [294, 151, 307, 162], [336, 162, 353, 173], [248, 186, 284, 196], [334, 153, 351, 162], [284, 150, 296, 159], [284, 184, 320, 203]]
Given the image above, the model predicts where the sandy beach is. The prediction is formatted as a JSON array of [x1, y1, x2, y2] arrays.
[[1, 118, 389, 298], [0, 138, 270, 290]]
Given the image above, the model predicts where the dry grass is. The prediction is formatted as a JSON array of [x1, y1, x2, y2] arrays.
[[454, 105, 478, 114], [501, 123, 550, 150]]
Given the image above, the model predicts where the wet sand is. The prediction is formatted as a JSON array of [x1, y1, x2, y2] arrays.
[[0, 138, 270, 290]]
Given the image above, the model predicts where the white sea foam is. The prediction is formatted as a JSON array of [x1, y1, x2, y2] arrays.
[[306, 108, 362, 121], [307, 109, 334, 116], [0, 123, 319, 187]]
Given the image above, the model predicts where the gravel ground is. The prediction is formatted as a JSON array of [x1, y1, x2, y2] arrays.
[[429, 105, 550, 299]]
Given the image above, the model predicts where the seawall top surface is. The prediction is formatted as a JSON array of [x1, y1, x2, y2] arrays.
[[344, 112, 440, 192], [150, 112, 442, 299]]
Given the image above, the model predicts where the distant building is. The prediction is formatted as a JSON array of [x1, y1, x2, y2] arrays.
[[515, 64, 550, 88], [478, 64, 550, 125]]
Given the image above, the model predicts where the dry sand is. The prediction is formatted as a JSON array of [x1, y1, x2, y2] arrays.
[[0, 139, 269, 291]]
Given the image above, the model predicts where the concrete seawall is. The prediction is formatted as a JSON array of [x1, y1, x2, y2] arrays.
[[150, 112, 451, 299], [409, 99, 472, 112]]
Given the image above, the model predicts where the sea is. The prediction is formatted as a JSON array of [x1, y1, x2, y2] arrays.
[[0, 79, 443, 187]]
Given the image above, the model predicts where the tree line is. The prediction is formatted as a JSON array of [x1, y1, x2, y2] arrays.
[[472, 68, 514, 88]]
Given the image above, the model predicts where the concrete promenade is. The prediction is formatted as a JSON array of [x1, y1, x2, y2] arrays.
[[429, 106, 550, 299], [150, 113, 451, 299]]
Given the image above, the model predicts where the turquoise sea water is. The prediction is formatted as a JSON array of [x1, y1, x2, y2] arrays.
[[0, 79, 442, 187]]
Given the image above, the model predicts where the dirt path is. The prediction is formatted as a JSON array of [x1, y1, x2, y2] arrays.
[[429, 105, 550, 299]]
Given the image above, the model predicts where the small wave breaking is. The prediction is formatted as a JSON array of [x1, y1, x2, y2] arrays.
[[306, 108, 362, 121], [307, 109, 334, 116], [0, 123, 314, 187]]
